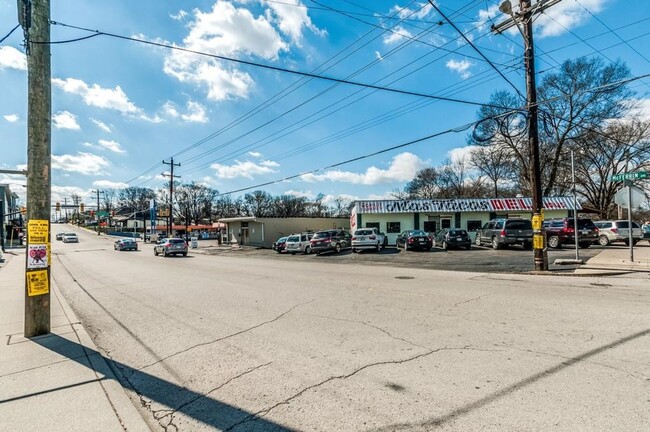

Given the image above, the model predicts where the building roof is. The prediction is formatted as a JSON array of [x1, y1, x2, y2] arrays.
[[353, 197, 580, 214]]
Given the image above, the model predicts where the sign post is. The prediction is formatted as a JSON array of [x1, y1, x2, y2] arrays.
[[611, 172, 647, 263]]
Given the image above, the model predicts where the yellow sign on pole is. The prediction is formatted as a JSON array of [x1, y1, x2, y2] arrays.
[[533, 233, 545, 249], [27, 270, 49, 296], [28, 219, 49, 244]]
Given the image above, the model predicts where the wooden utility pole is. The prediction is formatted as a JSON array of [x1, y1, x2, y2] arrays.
[[24, 0, 52, 337], [491, 0, 561, 271], [91, 189, 101, 234], [162, 158, 181, 237]]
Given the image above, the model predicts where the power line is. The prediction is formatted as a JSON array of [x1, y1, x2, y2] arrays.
[[48, 20, 496, 108], [426, 0, 526, 100], [0, 24, 20, 44]]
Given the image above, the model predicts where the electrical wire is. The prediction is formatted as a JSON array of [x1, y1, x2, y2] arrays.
[[0, 24, 20, 44], [48, 20, 495, 108]]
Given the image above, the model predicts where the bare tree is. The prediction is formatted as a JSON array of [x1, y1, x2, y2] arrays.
[[469, 144, 515, 197], [404, 167, 440, 199], [118, 187, 156, 212], [243, 190, 274, 217]]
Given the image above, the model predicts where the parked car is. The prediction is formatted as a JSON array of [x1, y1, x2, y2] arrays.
[[543, 218, 599, 249], [310, 229, 352, 255], [285, 232, 314, 255], [593, 220, 643, 246], [433, 228, 472, 250], [272, 236, 288, 253], [55, 232, 65, 241], [351, 227, 386, 252], [154, 238, 188, 257], [475, 218, 533, 250], [396, 230, 432, 251], [643, 222, 650, 242], [114, 238, 138, 251], [62, 233, 78, 243]]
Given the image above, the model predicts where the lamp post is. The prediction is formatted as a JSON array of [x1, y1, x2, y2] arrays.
[[571, 149, 579, 260]]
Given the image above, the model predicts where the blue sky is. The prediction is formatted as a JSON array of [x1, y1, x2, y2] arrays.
[[1, 0, 649, 207]]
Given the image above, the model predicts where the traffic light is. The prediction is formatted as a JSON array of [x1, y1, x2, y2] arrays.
[[55, 202, 60, 212], [80, 203, 85, 213]]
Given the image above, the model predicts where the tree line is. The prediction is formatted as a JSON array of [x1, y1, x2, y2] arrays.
[[93, 185, 353, 225], [400, 58, 650, 219]]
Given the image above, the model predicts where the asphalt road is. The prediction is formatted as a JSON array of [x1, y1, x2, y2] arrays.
[[52, 226, 649, 431]]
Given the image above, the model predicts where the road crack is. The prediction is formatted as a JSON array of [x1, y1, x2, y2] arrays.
[[140, 301, 310, 371], [225, 348, 450, 431]]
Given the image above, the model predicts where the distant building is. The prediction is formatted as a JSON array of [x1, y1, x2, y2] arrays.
[[351, 196, 579, 245], [218, 217, 350, 248]]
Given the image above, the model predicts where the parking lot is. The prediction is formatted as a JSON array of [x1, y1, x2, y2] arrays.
[[194, 241, 646, 273]]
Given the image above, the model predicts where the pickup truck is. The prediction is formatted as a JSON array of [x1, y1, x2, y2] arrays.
[[351, 227, 387, 252]]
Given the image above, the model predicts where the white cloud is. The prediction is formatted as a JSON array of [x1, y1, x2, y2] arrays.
[[264, 0, 326, 45], [446, 59, 473, 79], [98, 139, 126, 154], [284, 189, 315, 199], [4, 114, 19, 122], [301, 152, 428, 185], [52, 152, 110, 175], [53, 111, 80, 130], [170, 9, 188, 21], [162, 100, 209, 123], [536, 0, 607, 38], [383, 26, 413, 45], [389, 2, 434, 20], [163, 1, 289, 101], [52, 77, 140, 114], [248, 151, 262, 158], [92, 180, 128, 189], [210, 159, 279, 179], [448, 145, 479, 164], [51, 185, 91, 204], [0, 46, 27, 71], [375, 51, 384, 61], [91, 118, 112, 132]]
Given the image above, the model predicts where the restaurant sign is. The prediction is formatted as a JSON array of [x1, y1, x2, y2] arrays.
[[355, 197, 578, 214]]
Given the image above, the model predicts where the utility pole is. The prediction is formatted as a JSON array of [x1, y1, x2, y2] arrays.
[[23, 0, 52, 337], [492, 0, 560, 271], [63, 197, 68, 222], [92, 189, 101, 235], [162, 158, 181, 237]]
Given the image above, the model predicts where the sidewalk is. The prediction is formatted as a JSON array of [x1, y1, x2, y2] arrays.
[[573, 242, 650, 277], [0, 249, 151, 432]]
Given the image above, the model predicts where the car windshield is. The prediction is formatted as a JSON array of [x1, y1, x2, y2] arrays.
[[505, 220, 532, 229], [312, 232, 331, 239], [409, 230, 427, 236], [65, 233, 76, 236], [573, 219, 596, 229], [122, 239, 135, 243], [354, 229, 373, 236], [287, 236, 299, 242], [277, 237, 287, 242]]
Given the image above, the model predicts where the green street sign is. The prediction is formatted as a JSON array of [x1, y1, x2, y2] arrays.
[[610, 171, 648, 182], [97, 211, 109, 218]]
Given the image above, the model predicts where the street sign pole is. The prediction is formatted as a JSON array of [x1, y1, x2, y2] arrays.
[[626, 181, 634, 262]]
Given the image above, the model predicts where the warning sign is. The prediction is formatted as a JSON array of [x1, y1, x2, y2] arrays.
[[27, 270, 49, 297], [27, 244, 48, 269], [28, 220, 49, 244]]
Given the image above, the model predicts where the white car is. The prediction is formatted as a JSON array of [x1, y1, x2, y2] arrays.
[[594, 220, 643, 246], [351, 227, 386, 252], [62, 233, 79, 243]]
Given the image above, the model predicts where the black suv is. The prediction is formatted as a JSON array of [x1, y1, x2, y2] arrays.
[[475, 218, 533, 250], [309, 229, 352, 254], [543, 218, 599, 249]]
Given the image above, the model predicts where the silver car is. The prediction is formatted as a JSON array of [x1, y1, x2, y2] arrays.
[[284, 233, 313, 255], [594, 220, 643, 246], [154, 238, 188, 257], [62, 233, 78, 243]]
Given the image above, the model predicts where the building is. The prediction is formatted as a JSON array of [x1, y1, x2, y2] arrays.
[[351, 197, 579, 245], [0, 184, 19, 248], [218, 217, 350, 248]]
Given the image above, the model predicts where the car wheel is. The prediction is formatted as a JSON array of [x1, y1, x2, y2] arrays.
[[523, 242, 532, 250], [466, 244, 472, 250], [335, 243, 341, 253], [304, 246, 311, 255], [491, 237, 502, 250], [291, 252, 296, 255], [154, 249, 159, 256], [376, 243, 381, 252], [182, 252, 187, 257], [548, 235, 560, 248], [579, 242, 591, 249], [475, 236, 482, 246], [598, 235, 610, 246], [426, 245, 432, 251], [442, 241, 448, 251]]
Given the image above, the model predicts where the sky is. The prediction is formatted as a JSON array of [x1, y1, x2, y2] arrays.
[[1, 0, 650, 208]]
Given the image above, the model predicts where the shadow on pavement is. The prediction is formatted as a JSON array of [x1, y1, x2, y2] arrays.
[[33, 334, 294, 432], [365, 327, 650, 431]]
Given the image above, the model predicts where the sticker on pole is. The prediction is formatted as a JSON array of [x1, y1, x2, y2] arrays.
[[27, 270, 49, 296], [27, 244, 48, 269], [28, 219, 49, 244]]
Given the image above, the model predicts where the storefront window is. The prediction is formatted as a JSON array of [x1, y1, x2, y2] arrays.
[[466, 220, 482, 232], [423, 221, 437, 233], [387, 222, 401, 233], [366, 222, 380, 230]]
